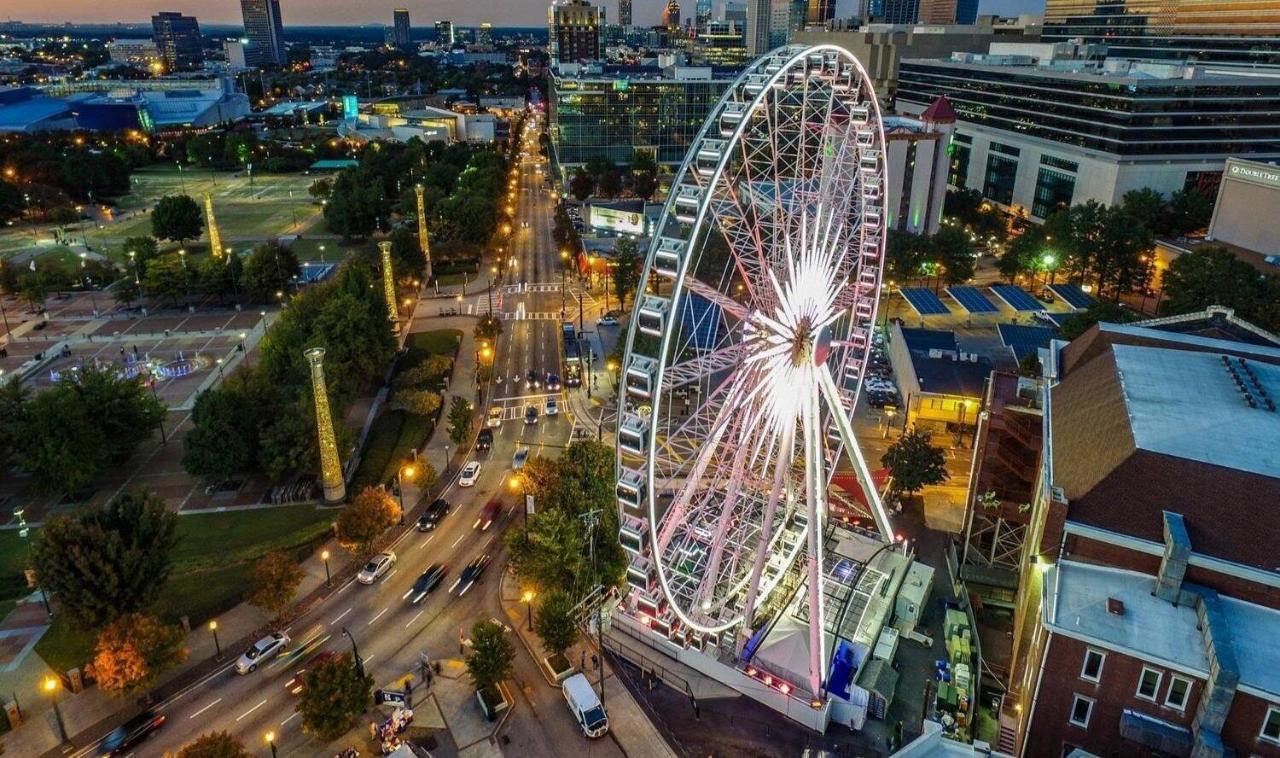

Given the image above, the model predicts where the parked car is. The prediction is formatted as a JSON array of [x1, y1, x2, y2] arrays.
[[459, 461, 482, 487], [476, 428, 494, 451], [417, 499, 451, 531], [563, 673, 609, 738], [597, 315, 619, 326], [512, 447, 529, 470], [357, 552, 396, 584], [403, 564, 448, 604], [99, 710, 167, 756], [476, 500, 502, 531], [487, 407, 504, 428], [524, 405, 539, 425], [235, 632, 290, 674], [545, 397, 559, 416], [450, 554, 492, 596], [284, 650, 338, 695]]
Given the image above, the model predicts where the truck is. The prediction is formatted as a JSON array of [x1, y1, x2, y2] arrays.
[[561, 673, 609, 738], [562, 322, 582, 387]]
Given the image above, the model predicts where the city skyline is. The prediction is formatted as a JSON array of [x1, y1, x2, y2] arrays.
[[7, 0, 1040, 28]]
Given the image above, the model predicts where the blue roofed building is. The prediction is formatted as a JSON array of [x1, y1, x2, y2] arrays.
[[0, 79, 249, 134], [886, 323, 992, 433]]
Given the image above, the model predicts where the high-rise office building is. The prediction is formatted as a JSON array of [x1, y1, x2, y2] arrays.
[[392, 8, 412, 47], [240, 0, 286, 67], [724, 1, 748, 28], [747, 0, 773, 53], [1043, 0, 1280, 67], [548, 0, 605, 64], [695, 0, 714, 24], [477, 22, 493, 46], [918, 0, 977, 24], [805, 0, 836, 25], [662, 0, 683, 30], [151, 12, 203, 72], [435, 20, 456, 46], [878, 0, 919, 24], [619, 0, 633, 26]]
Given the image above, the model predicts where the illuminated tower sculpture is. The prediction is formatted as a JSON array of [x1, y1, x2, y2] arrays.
[[305, 347, 346, 503], [205, 193, 223, 259], [380, 241, 399, 327], [415, 184, 433, 282]]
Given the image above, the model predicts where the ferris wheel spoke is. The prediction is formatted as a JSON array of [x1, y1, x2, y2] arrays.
[[818, 363, 894, 541], [739, 419, 796, 634], [680, 274, 751, 322], [801, 377, 828, 697]]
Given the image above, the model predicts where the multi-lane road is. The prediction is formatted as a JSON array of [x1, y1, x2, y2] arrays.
[[82, 113, 622, 757]]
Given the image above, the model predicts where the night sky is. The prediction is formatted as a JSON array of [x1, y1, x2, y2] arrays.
[[12, 0, 1044, 28]]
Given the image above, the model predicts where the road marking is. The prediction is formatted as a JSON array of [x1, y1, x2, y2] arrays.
[[382, 568, 398, 582], [451, 533, 466, 548], [363, 654, 376, 665], [281, 712, 300, 726], [405, 610, 424, 628], [235, 699, 268, 722], [331, 607, 352, 625], [420, 535, 435, 550], [368, 607, 389, 626], [189, 697, 222, 719], [484, 536, 496, 550]]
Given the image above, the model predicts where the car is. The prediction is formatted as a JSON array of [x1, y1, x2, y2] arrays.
[[563, 673, 609, 738], [546, 373, 561, 391], [525, 405, 539, 425], [449, 553, 492, 596], [357, 551, 396, 584], [487, 407, 504, 428], [417, 499, 451, 531], [403, 564, 448, 604], [284, 650, 338, 695], [475, 499, 502, 531], [526, 370, 541, 388], [235, 632, 290, 674], [512, 446, 529, 470], [545, 397, 559, 416], [459, 461, 482, 487], [99, 710, 167, 756], [476, 428, 494, 451], [597, 315, 619, 326]]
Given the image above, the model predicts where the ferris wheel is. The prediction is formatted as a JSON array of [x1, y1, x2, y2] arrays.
[[615, 45, 894, 694]]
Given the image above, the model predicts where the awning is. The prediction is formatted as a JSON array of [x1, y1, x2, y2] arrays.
[[1119, 709, 1192, 757]]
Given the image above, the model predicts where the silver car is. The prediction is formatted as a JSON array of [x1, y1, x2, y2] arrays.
[[235, 632, 290, 674], [357, 551, 396, 584]]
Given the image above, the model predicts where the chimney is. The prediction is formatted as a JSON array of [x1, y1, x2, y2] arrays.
[[1106, 598, 1125, 616], [1154, 511, 1191, 604]]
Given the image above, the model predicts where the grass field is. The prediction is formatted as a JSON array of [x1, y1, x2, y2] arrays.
[[27, 504, 335, 673]]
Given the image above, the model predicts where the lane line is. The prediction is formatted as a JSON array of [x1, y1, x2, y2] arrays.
[[405, 609, 424, 629], [281, 711, 300, 726], [451, 533, 466, 548], [235, 699, 268, 722], [331, 607, 352, 625], [420, 535, 435, 550], [188, 697, 222, 719], [382, 568, 398, 582], [368, 607, 389, 626]]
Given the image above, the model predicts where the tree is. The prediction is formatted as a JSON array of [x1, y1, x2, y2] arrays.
[[0, 376, 30, 466], [881, 428, 948, 498], [885, 230, 929, 284], [181, 377, 258, 480], [448, 395, 473, 445], [174, 731, 252, 758], [630, 150, 658, 174], [197, 252, 243, 300], [122, 236, 160, 278], [325, 167, 386, 239], [297, 653, 374, 742], [930, 226, 975, 285], [1166, 188, 1213, 237], [0, 179, 24, 225], [241, 241, 301, 302], [1059, 300, 1139, 341], [336, 487, 399, 553], [393, 388, 442, 417], [475, 314, 503, 341], [1120, 188, 1166, 232], [32, 491, 179, 627], [387, 226, 425, 282], [611, 238, 643, 309], [1160, 245, 1267, 320], [113, 278, 141, 306], [597, 169, 623, 199], [151, 194, 203, 243], [141, 254, 194, 304], [308, 178, 333, 201], [246, 551, 305, 618], [534, 589, 579, 659], [91, 613, 187, 696], [466, 620, 514, 691], [569, 170, 595, 202], [632, 170, 658, 201]]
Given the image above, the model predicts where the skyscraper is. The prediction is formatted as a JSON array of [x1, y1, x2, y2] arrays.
[[548, 0, 605, 64], [919, 0, 977, 24], [747, 0, 773, 54], [478, 22, 493, 46], [878, 0, 919, 25], [240, 0, 286, 68], [392, 8, 412, 47], [619, 0, 633, 26], [435, 20, 456, 46], [804, 0, 836, 25], [695, 0, 714, 24], [151, 12, 203, 72], [662, 0, 682, 30]]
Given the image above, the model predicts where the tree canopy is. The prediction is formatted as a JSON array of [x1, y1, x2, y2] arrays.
[[245, 551, 305, 618], [174, 731, 252, 758], [466, 619, 514, 691], [151, 194, 203, 243], [297, 653, 373, 741], [91, 612, 186, 696], [336, 487, 399, 553], [881, 428, 949, 498]]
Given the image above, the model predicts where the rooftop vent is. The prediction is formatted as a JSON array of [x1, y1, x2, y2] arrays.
[[1221, 355, 1276, 412], [1107, 598, 1125, 616]]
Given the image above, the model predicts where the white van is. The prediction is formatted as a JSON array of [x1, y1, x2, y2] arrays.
[[562, 673, 608, 738]]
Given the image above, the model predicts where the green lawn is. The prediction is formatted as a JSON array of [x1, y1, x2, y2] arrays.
[[31, 504, 334, 673], [290, 237, 370, 263], [407, 329, 462, 359]]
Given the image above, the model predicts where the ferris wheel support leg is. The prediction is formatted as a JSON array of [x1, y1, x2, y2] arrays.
[[802, 387, 828, 699], [739, 423, 794, 651], [818, 365, 895, 543]]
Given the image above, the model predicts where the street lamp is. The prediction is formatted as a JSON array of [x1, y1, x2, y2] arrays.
[[521, 589, 536, 631], [43, 677, 67, 747], [341, 627, 365, 679], [321, 550, 331, 585], [883, 407, 898, 439], [210, 620, 222, 660], [266, 731, 278, 758], [396, 464, 416, 525]]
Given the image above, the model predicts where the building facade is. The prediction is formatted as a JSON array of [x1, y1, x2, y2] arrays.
[[619, 0, 633, 26], [108, 39, 161, 68], [549, 0, 605, 64], [662, 0, 683, 30], [240, 0, 287, 67], [806, 0, 837, 25], [1042, 0, 1280, 68], [883, 96, 956, 235], [392, 9, 412, 47], [151, 12, 203, 72], [435, 21, 455, 46], [897, 46, 1280, 220], [478, 22, 493, 47], [918, 0, 978, 25], [879, 0, 920, 25]]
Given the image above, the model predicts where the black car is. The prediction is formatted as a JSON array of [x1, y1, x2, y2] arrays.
[[417, 499, 452, 531], [99, 710, 167, 756], [403, 564, 448, 604], [526, 369, 541, 388], [476, 428, 494, 451], [546, 373, 561, 391], [450, 554, 492, 597]]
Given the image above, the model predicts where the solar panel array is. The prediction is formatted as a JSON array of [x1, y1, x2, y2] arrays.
[[900, 287, 951, 316], [1036, 312, 1071, 328], [990, 285, 1043, 312], [997, 323, 1057, 362], [1047, 283, 1095, 310], [947, 286, 1000, 314]]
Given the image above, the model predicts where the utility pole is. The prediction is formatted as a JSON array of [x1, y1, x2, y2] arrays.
[[578, 292, 584, 334], [580, 508, 604, 705]]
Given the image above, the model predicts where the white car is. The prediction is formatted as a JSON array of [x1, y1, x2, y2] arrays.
[[357, 551, 396, 584], [235, 632, 290, 674], [459, 461, 482, 487], [487, 407, 504, 428], [545, 397, 558, 416], [597, 315, 619, 326]]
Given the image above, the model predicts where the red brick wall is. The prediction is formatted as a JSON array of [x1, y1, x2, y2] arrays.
[[1221, 693, 1280, 758]]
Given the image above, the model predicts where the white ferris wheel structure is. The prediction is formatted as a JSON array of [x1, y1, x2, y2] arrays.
[[614, 44, 896, 700]]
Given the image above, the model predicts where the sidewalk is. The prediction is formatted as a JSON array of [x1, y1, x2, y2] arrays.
[[497, 571, 676, 758]]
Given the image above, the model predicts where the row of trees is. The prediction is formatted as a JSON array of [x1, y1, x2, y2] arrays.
[[568, 152, 660, 203], [1159, 245, 1280, 333], [0, 131, 148, 221], [182, 261, 396, 482], [884, 226, 976, 289], [125, 239, 301, 306]]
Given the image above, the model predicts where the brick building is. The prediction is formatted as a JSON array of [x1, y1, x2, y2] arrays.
[[1000, 312, 1280, 757]]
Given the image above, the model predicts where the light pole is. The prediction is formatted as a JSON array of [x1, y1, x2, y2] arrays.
[[341, 627, 365, 679], [521, 590, 536, 631], [210, 620, 222, 660], [321, 550, 331, 585], [397, 464, 416, 525], [43, 677, 67, 747], [266, 731, 278, 758]]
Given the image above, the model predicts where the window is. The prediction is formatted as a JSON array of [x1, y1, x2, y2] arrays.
[[983, 154, 1018, 206], [1262, 706, 1280, 745], [990, 141, 1021, 157], [1136, 667, 1163, 702], [1032, 167, 1076, 219], [949, 143, 971, 188], [1164, 675, 1191, 711], [1080, 649, 1105, 682], [1069, 694, 1094, 728], [1040, 154, 1079, 172]]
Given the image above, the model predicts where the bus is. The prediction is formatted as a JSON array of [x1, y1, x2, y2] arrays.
[[562, 322, 582, 387]]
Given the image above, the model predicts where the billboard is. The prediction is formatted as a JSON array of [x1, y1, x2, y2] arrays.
[[589, 205, 645, 235], [342, 94, 358, 121]]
